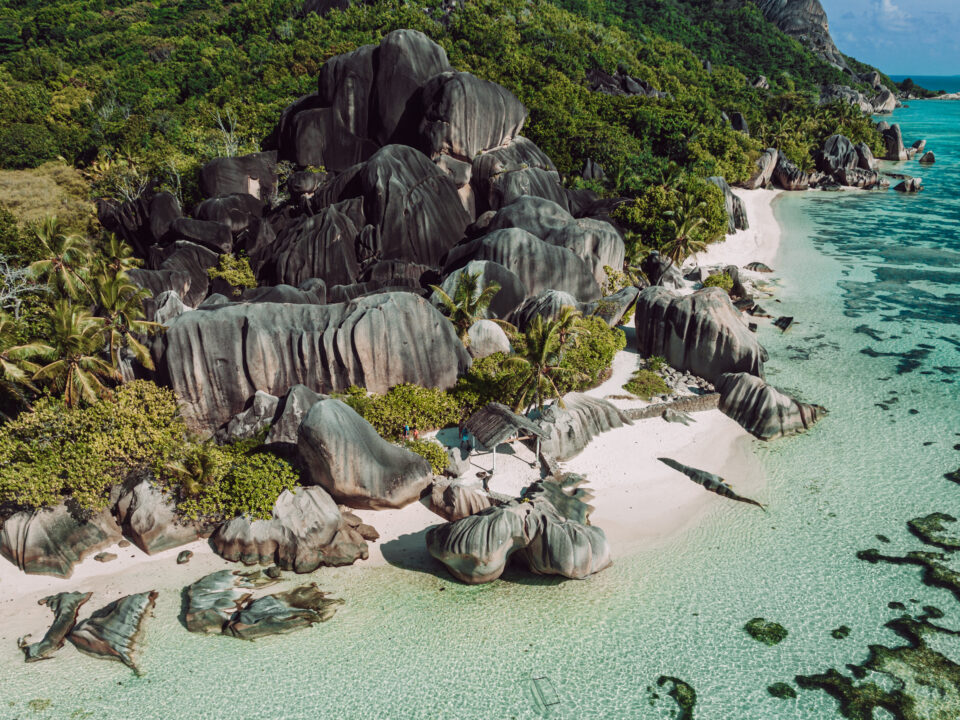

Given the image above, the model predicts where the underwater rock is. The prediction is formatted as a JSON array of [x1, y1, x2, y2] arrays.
[[68, 591, 158, 674], [767, 682, 797, 700], [223, 584, 343, 640], [656, 676, 697, 720], [659, 458, 765, 510], [183, 570, 276, 634], [859, 548, 960, 602], [744, 617, 788, 646], [716, 372, 826, 440], [832, 625, 851, 640], [907, 513, 960, 552], [18, 592, 92, 662]]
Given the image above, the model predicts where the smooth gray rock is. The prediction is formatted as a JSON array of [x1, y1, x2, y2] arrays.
[[239, 285, 326, 305], [114, 478, 212, 555], [146, 290, 190, 325], [836, 167, 882, 189], [882, 124, 908, 161], [481, 166, 569, 214], [0, 505, 122, 578], [510, 289, 580, 330], [432, 260, 528, 320], [534, 393, 632, 461], [129, 269, 193, 310], [429, 478, 492, 521], [297, 399, 434, 510], [919, 151, 935, 164], [739, 148, 778, 190], [68, 591, 158, 674], [466, 319, 511, 359], [18, 592, 92, 662], [443, 228, 600, 302], [717, 372, 825, 440], [471, 137, 558, 213], [814, 134, 858, 177], [224, 583, 343, 640], [158, 292, 470, 432], [417, 71, 527, 160], [215, 391, 280, 444], [634, 286, 767, 382], [265, 384, 329, 448], [269, 202, 361, 287], [484, 196, 625, 287], [96, 191, 182, 257], [773, 152, 809, 191], [754, 0, 849, 71], [183, 570, 277, 634], [855, 142, 878, 170], [170, 217, 233, 254], [426, 478, 611, 584], [640, 251, 685, 289], [146, 241, 219, 307], [584, 285, 640, 328], [707, 177, 749, 233], [442, 449, 472, 480], [177, 550, 193, 564], [211, 487, 368, 571]]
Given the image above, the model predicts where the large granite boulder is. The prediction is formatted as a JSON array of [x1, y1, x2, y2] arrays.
[[429, 478, 492, 521], [640, 251, 685, 289], [68, 591, 158, 674], [268, 202, 362, 287], [114, 478, 213, 554], [754, 0, 849, 71], [472, 137, 559, 213], [0, 505, 122, 578], [716, 372, 826, 440], [18, 591, 92, 662], [169, 217, 233, 254], [96, 191, 182, 257], [535, 393, 632, 461], [466, 319, 511, 359], [183, 570, 277, 634], [426, 478, 611, 584], [919, 151, 935, 164], [584, 285, 640, 327], [772, 152, 809, 191], [265, 385, 329, 448], [739, 148, 778, 190], [211, 486, 368, 571], [484, 196, 625, 287], [432, 260, 528, 320], [224, 584, 343, 640], [634, 286, 767, 382], [199, 151, 277, 201], [894, 178, 923, 193], [443, 228, 600, 302], [480, 166, 569, 214], [297, 398, 434, 509], [855, 142, 878, 171], [193, 193, 263, 231], [416, 71, 527, 160], [814, 134, 858, 177], [510, 289, 580, 330], [872, 88, 897, 114], [882, 124, 908, 161], [157, 292, 470, 432], [706, 177, 748, 233], [143, 240, 219, 307], [835, 167, 882, 189]]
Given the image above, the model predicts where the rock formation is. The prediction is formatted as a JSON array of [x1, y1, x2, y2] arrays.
[[223, 584, 344, 640], [429, 478, 493, 521], [431, 260, 527, 320], [114, 477, 213, 554], [534, 393, 632, 461], [706, 176, 749, 233], [894, 178, 923, 193], [882, 124, 908, 161], [772, 152, 809, 191], [297, 398, 434, 509], [68, 591, 158, 674], [753, 0, 849, 72], [426, 477, 611, 584], [466, 319, 512, 359], [211, 486, 368, 570], [919, 151, 935, 164], [183, 570, 277, 634], [157, 292, 470, 432], [634, 286, 767, 382], [0, 505, 122, 578], [18, 592, 92, 662], [716, 372, 826, 440], [739, 148, 778, 190]]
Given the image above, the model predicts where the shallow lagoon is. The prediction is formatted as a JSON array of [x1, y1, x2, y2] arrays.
[[3, 100, 959, 719]]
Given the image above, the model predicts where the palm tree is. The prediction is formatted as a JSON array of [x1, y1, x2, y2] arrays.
[[504, 307, 584, 413], [28, 218, 92, 299], [95, 234, 141, 278], [164, 441, 224, 498], [662, 192, 719, 268], [0, 311, 51, 408], [92, 275, 161, 371], [430, 271, 502, 343], [32, 300, 117, 407]]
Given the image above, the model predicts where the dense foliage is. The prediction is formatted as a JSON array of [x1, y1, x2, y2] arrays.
[[403, 438, 448, 474], [207, 253, 257, 296], [623, 369, 672, 400], [702, 271, 733, 292], [342, 383, 462, 439]]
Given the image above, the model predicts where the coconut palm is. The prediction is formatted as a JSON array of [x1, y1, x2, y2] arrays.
[[661, 192, 720, 268], [429, 271, 502, 343], [164, 441, 225, 498], [95, 234, 141, 278], [0, 311, 51, 408], [32, 300, 117, 407], [28, 218, 92, 299], [92, 275, 161, 371], [504, 307, 585, 413]]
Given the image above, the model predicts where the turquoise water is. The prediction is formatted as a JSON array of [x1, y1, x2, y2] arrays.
[[3, 102, 959, 719]]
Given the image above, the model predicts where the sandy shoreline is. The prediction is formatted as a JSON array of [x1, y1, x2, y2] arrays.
[[0, 188, 783, 654]]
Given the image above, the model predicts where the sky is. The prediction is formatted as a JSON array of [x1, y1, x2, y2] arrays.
[[820, 0, 960, 76]]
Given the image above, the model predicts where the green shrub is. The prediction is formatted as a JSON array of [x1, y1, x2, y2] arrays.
[[624, 369, 672, 400], [342, 383, 461, 439], [451, 352, 526, 415], [556, 317, 627, 393], [207, 253, 257, 296], [646, 355, 667, 373], [0, 380, 186, 510], [403, 438, 447, 474], [702, 271, 733, 292], [0, 123, 57, 170]]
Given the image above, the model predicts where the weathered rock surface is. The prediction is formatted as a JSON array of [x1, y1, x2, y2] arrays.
[[199, 152, 277, 201], [158, 292, 470, 432], [430, 478, 493, 521], [584, 285, 640, 328], [773, 152, 809, 191], [706, 176, 748, 233], [298, 399, 434, 509], [634, 286, 767, 382], [919, 151, 935, 164], [814, 134, 858, 176], [215, 390, 281, 444], [754, 0, 849, 72], [466, 319, 511, 359], [432, 260, 527, 320], [114, 478, 212, 555], [426, 478, 610, 584], [894, 178, 923, 193], [835, 167, 882, 189], [471, 137, 560, 213], [18, 592, 92, 662], [69, 591, 158, 674], [212, 487, 368, 571], [224, 584, 343, 640], [183, 570, 276, 634], [264, 385, 329, 448], [269, 202, 362, 287], [96, 191, 182, 257], [739, 148, 778, 190], [510, 289, 580, 330], [855, 142, 878, 171], [640, 251, 685, 289], [882, 124, 908, 161], [716, 372, 826, 440], [534, 393, 633, 461], [0, 505, 122, 578]]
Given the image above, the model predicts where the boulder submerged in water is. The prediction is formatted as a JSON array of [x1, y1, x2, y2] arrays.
[[224, 584, 344, 641], [183, 569, 277, 634], [716, 372, 826, 440], [68, 591, 159, 675]]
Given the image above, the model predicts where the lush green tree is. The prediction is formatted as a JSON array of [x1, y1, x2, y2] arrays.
[[504, 306, 584, 412], [430, 271, 502, 343], [91, 275, 161, 371], [0, 310, 48, 413], [28, 218, 91, 299]]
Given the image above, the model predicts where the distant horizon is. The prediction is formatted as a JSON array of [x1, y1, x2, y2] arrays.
[[820, 0, 960, 76]]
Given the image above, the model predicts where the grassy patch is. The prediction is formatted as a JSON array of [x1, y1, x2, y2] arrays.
[[623, 369, 672, 400], [0, 162, 93, 230]]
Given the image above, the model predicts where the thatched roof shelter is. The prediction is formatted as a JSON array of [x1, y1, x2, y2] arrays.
[[464, 403, 548, 450]]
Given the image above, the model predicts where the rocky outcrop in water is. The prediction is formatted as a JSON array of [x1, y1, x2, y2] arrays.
[[68, 591, 158, 674], [211, 486, 368, 570], [183, 570, 277, 633], [919, 151, 935, 164], [224, 584, 344, 640], [427, 477, 610, 584], [882, 123, 908, 161], [894, 178, 923, 193], [0, 505, 122, 578], [716, 372, 826, 440], [634, 287, 767, 382], [535, 393, 632, 461], [18, 592, 92, 662], [297, 398, 434, 509], [157, 292, 470, 432]]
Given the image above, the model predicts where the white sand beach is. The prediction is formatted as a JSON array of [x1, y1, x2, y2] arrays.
[[0, 187, 783, 645]]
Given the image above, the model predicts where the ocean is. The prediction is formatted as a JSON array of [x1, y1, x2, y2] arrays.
[[889, 75, 960, 94], [2, 101, 958, 719]]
